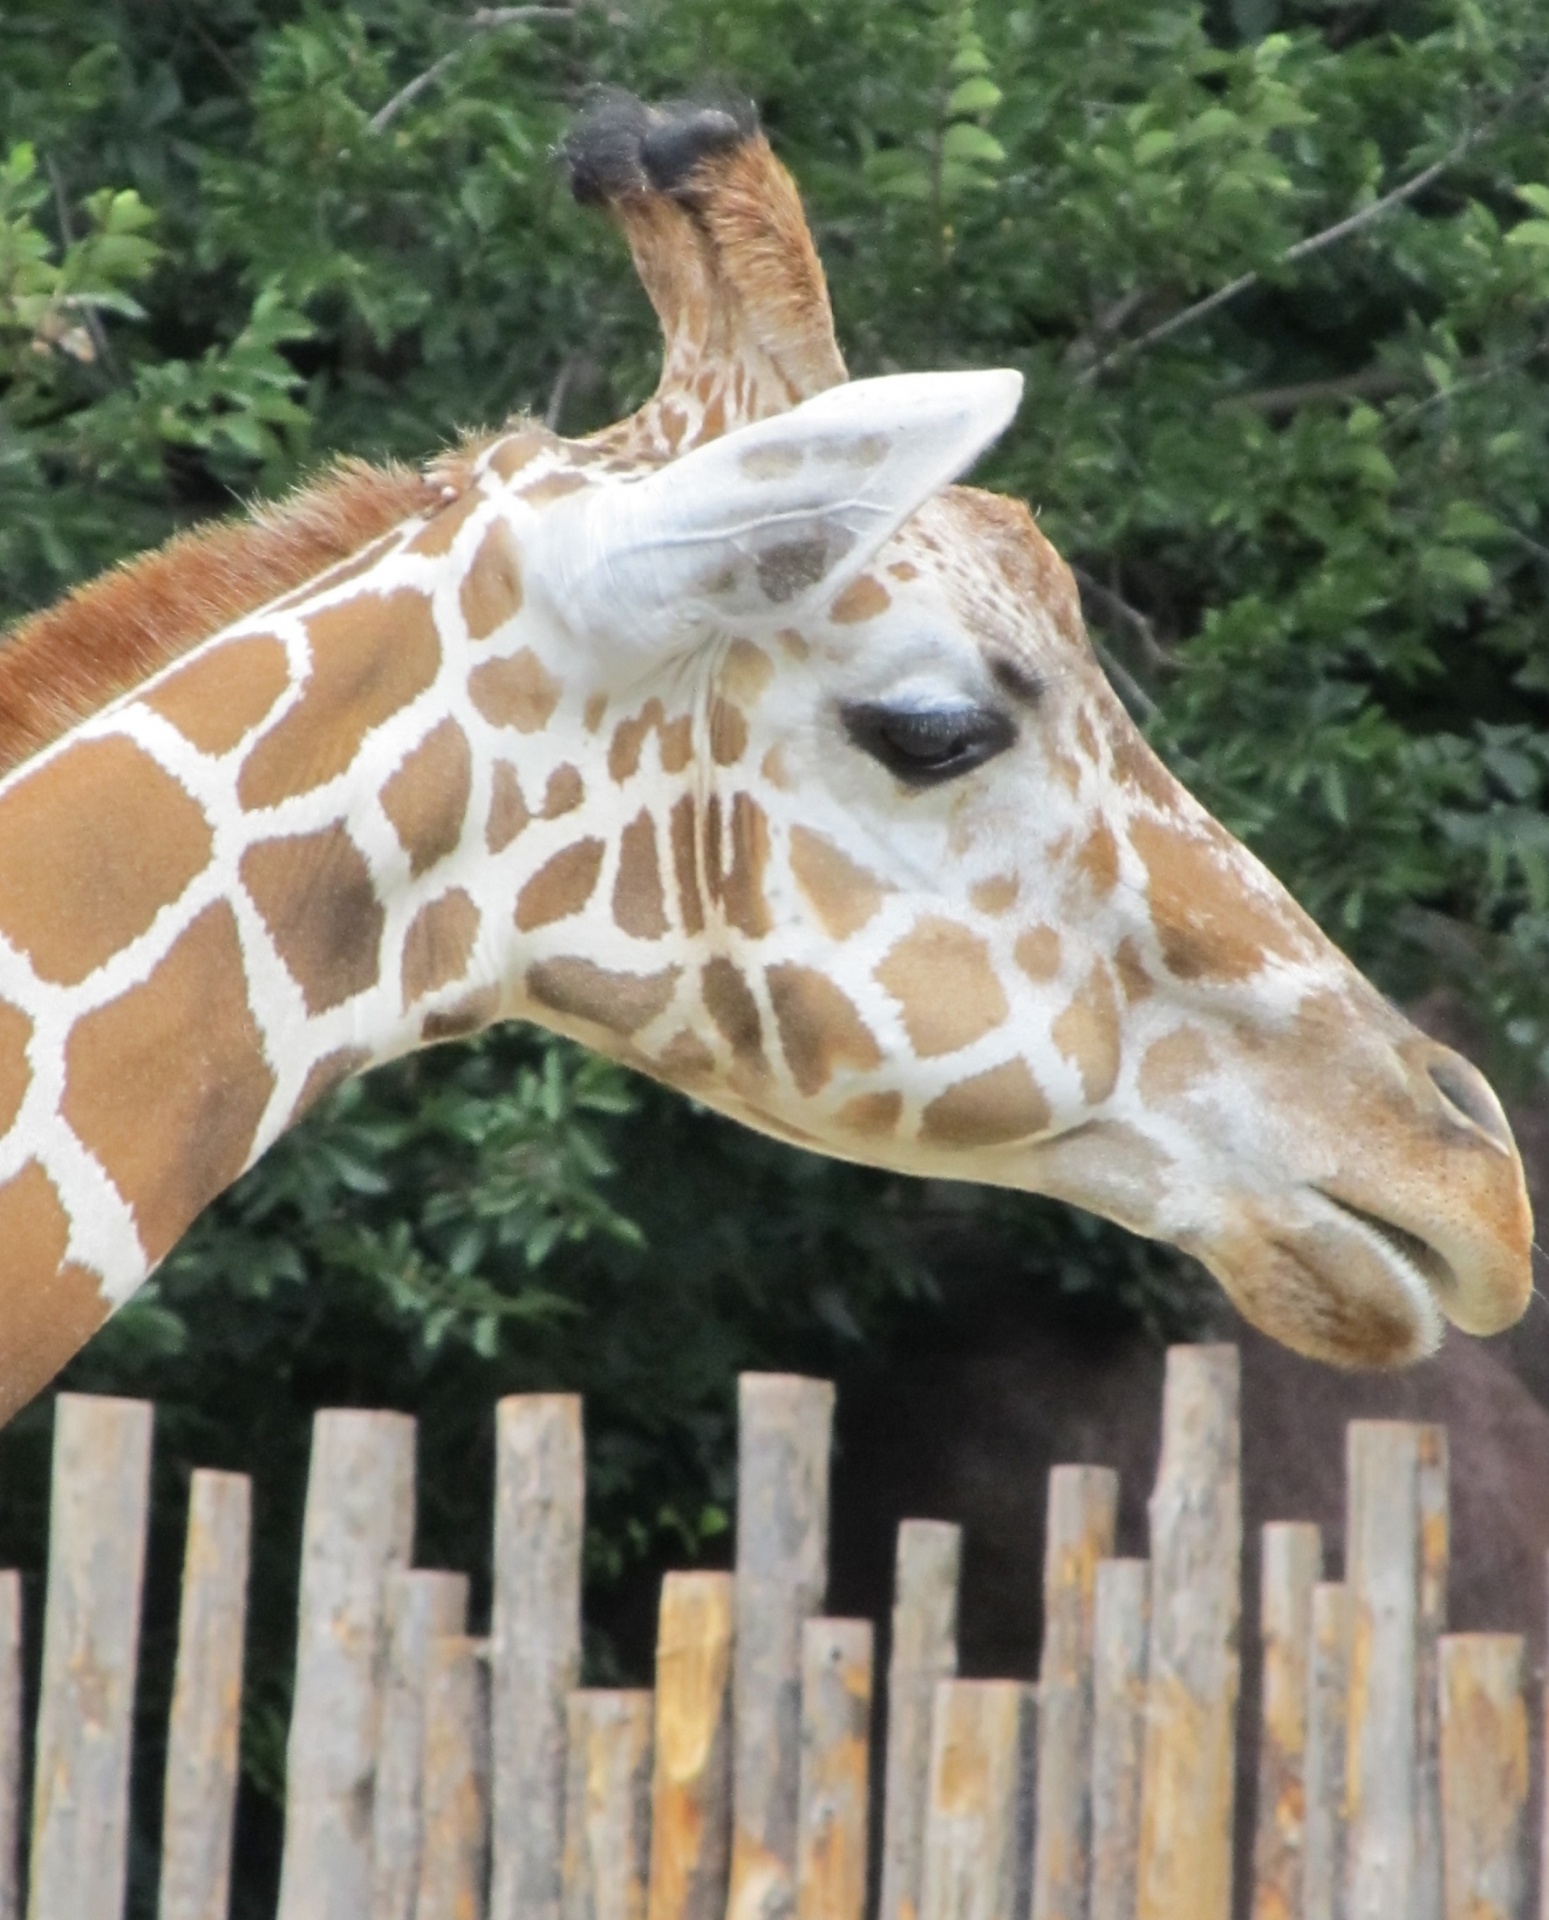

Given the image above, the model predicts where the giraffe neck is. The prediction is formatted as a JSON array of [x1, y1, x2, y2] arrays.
[[0, 427, 666, 1412]]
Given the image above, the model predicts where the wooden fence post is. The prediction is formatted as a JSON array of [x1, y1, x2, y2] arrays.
[[1415, 1427, 1449, 1920], [561, 1690, 654, 1920], [489, 1394, 584, 1920], [1249, 1522, 1320, 1920], [795, 1619, 872, 1920], [159, 1470, 252, 1920], [1135, 1345, 1241, 1920], [1031, 1466, 1117, 1920], [1088, 1558, 1148, 1920], [1303, 1582, 1352, 1920], [417, 1635, 491, 1920], [919, 1680, 1035, 1920], [878, 1521, 960, 1920], [0, 1573, 21, 1920], [373, 1570, 470, 1920], [27, 1393, 153, 1920], [1437, 1635, 1527, 1920], [276, 1408, 417, 1920], [728, 1374, 834, 1920], [1343, 1422, 1422, 1920], [646, 1570, 734, 1920]]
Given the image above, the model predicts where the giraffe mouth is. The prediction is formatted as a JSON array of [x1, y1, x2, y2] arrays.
[[1313, 1191, 1461, 1316]]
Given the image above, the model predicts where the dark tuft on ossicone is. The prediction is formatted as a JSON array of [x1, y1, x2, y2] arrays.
[[562, 89, 759, 207]]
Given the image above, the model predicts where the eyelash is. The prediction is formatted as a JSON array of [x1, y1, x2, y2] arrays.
[[839, 700, 1017, 787]]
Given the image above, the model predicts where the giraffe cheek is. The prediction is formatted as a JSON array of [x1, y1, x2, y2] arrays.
[[874, 919, 1007, 1058]]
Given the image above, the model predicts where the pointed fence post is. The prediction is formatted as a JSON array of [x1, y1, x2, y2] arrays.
[[1135, 1345, 1241, 1920], [1343, 1422, 1422, 1920], [562, 1690, 654, 1920], [878, 1522, 960, 1920], [275, 1408, 417, 1920], [27, 1393, 154, 1920], [1088, 1558, 1148, 1920], [795, 1619, 872, 1920], [1249, 1522, 1320, 1920], [159, 1470, 252, 1920], [647, 1570, 735, 1920], [489, 1394, 584, 1920], [1031, 1465, 1117, 1920], [728, 1375, 834, 1920], [373, 1570, 470, 1920], [1437, 1635, 1527, 1920]]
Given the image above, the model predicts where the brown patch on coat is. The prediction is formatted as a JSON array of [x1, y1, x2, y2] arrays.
[[468, 649, 561, 732], [422, 986, 500, 1041], [459, 519, 523, 641], [543, 765, 584, 817], [766, 964, 884, 1095], [971, 873, 1019, 914], [514, 838, 605, 931], [1138, 1026, 1215, 1104], [722, 639, 774, 706], [239, 589, 441, 809], [487, 430, 549, 482], [0, 458, 441, 778], [1052, 961, 1121, 1104], [407, 488, 482, 559], [584, 692, 607, 734], [789, 827, 888, 939], [919, 1057, 1052, 1148], [0, 1167, 108, 1421], [830, 574, 891, 624], [1131, 816, 1306, 983], [670, 796, 705, 934], [486, 762, 530, 852], [609, 699, 665, 782], [1114, 937, 1154, 1002], [657, 1029, 715, 1080], [876, 919, 1009, 1058], [708, 792, 772, 937], [62, 901, 275, 1262], [0, 1000, 30, 1135], [888, 561, 919, 583], [241, 823, 385, 1014], [761, 745, 791, 788], [659, 714, 694, 773], [380, 720, 473, 878], [519, 469, 590, 507], [702, 958, 766, 1071], [402, 889, 481, 1003], [527, 958, 680, 1037], [1074, 821, 1120, 897], [836, 1090, 903, 1136], [289, 1046, 372, 1126], [710, 698, 748, 766], [1015, 926, 1062, 983], [144, 634, 291, 755], [0, 737, 213, 987], [1111, 724, 1180, 810], [614, 811, 669, 938]]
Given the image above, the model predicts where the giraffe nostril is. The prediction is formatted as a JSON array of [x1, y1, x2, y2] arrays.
[[1427, 1052, 1513, 1149]]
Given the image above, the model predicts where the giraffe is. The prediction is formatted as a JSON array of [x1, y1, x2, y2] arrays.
[[0, 93, 1531, 1431]]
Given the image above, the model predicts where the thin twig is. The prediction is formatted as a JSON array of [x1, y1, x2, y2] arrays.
[[1070, 564, 1171, 670], [1214, 363, 1410, 414], [1090, 636, 1160, 722], [42, 153, 118, 376], [1077, 76, 1549, 385], [369, 6, 576, 134]]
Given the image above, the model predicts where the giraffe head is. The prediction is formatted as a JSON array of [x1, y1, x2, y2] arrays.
[[497, 95, 1531, 1368], [0, 95, 1530, 1412]]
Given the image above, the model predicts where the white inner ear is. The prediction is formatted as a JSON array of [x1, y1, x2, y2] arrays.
[[531, 369, 1022, 659]]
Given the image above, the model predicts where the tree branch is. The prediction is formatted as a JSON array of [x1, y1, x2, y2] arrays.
[[1076, 77, 1549, 385], [368, 6, 577, 134]]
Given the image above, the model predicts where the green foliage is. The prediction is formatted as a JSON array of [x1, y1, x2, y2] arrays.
[[4, 0, 1549, 1903]]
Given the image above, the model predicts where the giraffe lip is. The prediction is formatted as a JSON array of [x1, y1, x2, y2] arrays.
[[1313, 1190, 1460, 1309]]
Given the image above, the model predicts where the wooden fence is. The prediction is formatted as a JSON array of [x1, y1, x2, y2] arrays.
[[0, 1343, 1537, 1919]]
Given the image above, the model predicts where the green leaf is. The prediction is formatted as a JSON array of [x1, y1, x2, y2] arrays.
[[1515, 184, 1549, 216], [1505, 219, 1549, 249], [941, 122, 1006, 167], [948, 77, 1003, 116], [1134, 128, 1177, 166]]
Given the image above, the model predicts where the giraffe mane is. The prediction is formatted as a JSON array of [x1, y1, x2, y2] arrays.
[[0, 455, 467, 779]]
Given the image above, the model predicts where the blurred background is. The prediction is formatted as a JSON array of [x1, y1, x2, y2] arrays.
[[4, 0, 1549, 1908]]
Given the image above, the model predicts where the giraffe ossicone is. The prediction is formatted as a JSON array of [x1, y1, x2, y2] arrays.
[[0, 93, 1531, 1419]]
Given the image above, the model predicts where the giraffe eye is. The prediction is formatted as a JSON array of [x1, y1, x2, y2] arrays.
[[840, 699, 1016, 787]]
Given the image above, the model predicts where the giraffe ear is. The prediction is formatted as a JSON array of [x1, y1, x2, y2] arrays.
[[532, 369, 1022, 654]]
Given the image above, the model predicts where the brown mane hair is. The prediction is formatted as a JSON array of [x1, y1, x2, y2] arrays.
[[0, 457, 455, 778]]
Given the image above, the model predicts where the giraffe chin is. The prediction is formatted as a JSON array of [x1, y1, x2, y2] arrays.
[[1194, 1207, 1450, 1371]]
